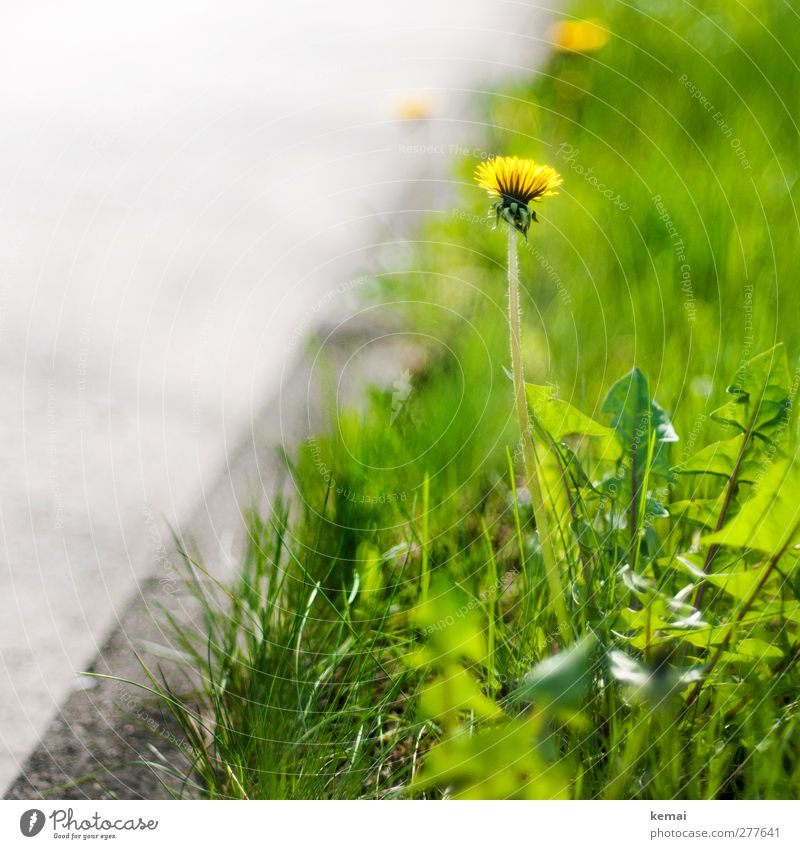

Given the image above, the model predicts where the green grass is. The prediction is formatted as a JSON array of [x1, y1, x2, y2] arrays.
[[134, 0, 800, 799]]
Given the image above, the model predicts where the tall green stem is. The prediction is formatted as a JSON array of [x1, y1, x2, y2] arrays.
[[507, 228, 570, 640]]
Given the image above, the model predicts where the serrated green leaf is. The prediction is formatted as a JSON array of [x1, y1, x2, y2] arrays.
[[702, 565, 780, 602], [701, 457, 800, 555], [710, 344, 791, 441], [654, 605, 800, 649], [727, 638, 784, 662], [757, 601, 800, 624], [673, 434, 776, 484], [669, 497, 727, 528]]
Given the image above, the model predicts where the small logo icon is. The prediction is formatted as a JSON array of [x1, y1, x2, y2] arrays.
[[19, 809, 45, 837]]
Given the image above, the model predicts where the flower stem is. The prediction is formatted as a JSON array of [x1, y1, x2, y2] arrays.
[[507, 228, 570, 641]]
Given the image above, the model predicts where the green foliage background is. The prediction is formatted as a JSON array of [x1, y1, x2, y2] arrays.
[[399, 0, 800, 441]]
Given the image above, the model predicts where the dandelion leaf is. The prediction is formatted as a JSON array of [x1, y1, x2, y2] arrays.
[[710, 344, 791, 441], [602, 367, 678, 481], [526, 382, 620, 459], [701, 457, 800, 555]]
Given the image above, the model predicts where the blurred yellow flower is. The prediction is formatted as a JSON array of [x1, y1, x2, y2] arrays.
[[550, 19, 609, 53], [474, 155, 562, 236], [393, 96, 433, 121]]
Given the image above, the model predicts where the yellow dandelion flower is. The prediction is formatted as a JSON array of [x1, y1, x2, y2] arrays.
[[474, 155, 562, 236]]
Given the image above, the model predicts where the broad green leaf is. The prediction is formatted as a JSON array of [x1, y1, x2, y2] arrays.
[[614, 603, 672, 636], [418, 664, 503, 723], [403, 645, 441, 669], [710, 344, 791, 441], [702, 565, 780, 602], [673, 551, 744, 579], [602, 368, 679, 445], [673, 434, 776, 484], [701, 457, 800, 555], [601, 368, 678, 482], [650, 627, 784, 664], [653, 605, 800, 649], [508, 633, 599, 709], [727, 638, 784, 662], [754, 601, 800, 625], [414, 573, 487, 665], [412, 715, 571, 800], [669, 497, 727, 528], [526, 383, 620, 459], [672, 552, 707, 576]]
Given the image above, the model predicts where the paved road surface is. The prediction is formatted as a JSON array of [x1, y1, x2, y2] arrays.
[[0, 0, 556, 791]]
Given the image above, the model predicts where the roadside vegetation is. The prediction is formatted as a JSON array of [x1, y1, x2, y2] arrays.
[[129, 1, 800, 799]]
